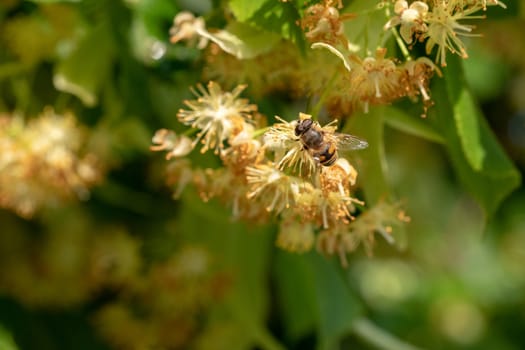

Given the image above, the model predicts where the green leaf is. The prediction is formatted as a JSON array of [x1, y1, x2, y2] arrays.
[[273, 250, 317, 342], [344, 107, 391, 204], [135, 0, 178, 39], [345, 108, 409, 249], [232, 0, 305, 48], [29, 0, 80, 2], [351, 318, 423, 350], [384, 106, 445, 145], [0, 326, 19, 350], [229, 0, 268, 22], [223, 223, 285, 350], [307, 254, 362, 350], [201, 21, 280, 59], [430, 55, 521, 217], [53, 24, 114, 106], [462, 44, 509, 101], [445, 60, 485, 171], [176, 191, 285, 350], [109, 117, 152, 154], [344, 2, 387, 54]]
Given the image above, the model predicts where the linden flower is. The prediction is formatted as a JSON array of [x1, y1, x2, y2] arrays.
[[313, 43, 406, 112], [294, 188, 348, 230], [320, 158, 358, 192], [262, 116, 297, 151], [0, 109, 102, 218], [346, 201, 409, 253], [94, 245, 230, 350], [348, 48, 405, 113], [204, 42, 302, 98], [150, 129, 193, 159], [177, 81, 257, 154], [246, 163, 305, 214], [402, 56, 441, 102], [324, 71, 362, 116], [276, 212, 315, 253], [262, 115, 318, 175], [278, 158, 362, 230], [384, 0, 429, 44], [169, 11, 209, 49], [194, 167, 268, 222], [316, 202, 409, 267], [299, 0, 354, 47], [165, 159, 194, 199], [220, 123, 263, 176], [458, 0, 506, 10], [384, 0, 506, 66], [316, 222, 354, 267], [88, 229, 142, 288], [423, 0, 502, 66], [320, 160, 363, 222]]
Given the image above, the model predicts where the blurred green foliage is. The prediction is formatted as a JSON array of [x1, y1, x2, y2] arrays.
[[1, 0, 525, 350]]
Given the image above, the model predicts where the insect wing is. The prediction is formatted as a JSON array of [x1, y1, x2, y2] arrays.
[[333, 133, 368, 150]]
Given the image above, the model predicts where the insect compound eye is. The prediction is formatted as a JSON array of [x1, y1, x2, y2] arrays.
[[295, 119, 312, 136], [303, 119, 313, 129]]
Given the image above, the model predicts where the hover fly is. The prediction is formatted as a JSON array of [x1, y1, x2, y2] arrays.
[[294, 118, 368, 166]]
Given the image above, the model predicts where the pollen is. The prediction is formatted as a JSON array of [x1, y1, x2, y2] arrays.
[[246, 164, 303, 214], [320, 158, 358, 193], [263, 116, 318, 176], [177, 82, 257, 154], [385, 0, 504, 66]]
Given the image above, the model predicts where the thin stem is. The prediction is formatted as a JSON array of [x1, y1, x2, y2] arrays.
[[183, 127, 199, 137], [352, 317, 424, 350], [391, 27, 412, 61], [310, 69, 340, 119], [252, 126, 270, 139], [383, 3, 412, 61]]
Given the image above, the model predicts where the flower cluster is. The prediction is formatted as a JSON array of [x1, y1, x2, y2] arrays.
[[161, 0, 505, 264], [203, 41, 304, 98], [297, 0, 440, 113], [184, 12, 437, 116], [299, 0, 355, 48], [313, 44, 440, 114], [0, 217, 231, 348], [203, 39, 438, 116], [317, 202, 411, 267], [385, 0, 506, 66], [95, 245, 231, 350], [0, 108, 103, 218], [170, 1, 504, 117], [152, 82, 406, 265]]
